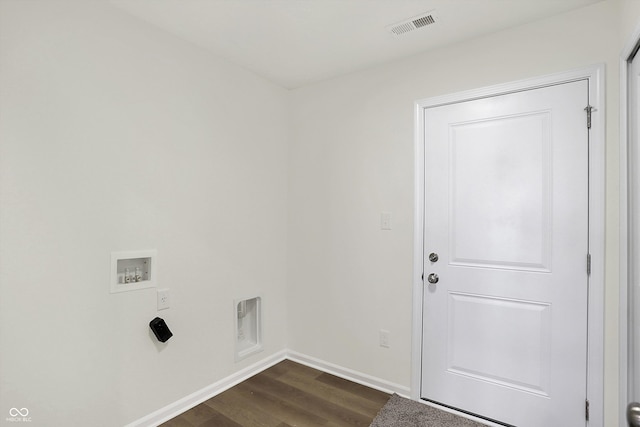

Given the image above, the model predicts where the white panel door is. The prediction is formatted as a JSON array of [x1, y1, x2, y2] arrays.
[[421, 80, 589, 427]]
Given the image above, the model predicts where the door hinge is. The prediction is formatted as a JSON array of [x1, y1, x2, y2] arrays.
[[585, 105, 595, 129], [587, 253, 591, 276], [585, 399, 590, 421]]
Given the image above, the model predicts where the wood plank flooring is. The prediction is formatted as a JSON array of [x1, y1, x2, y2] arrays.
[[160, 359, 391, 427]]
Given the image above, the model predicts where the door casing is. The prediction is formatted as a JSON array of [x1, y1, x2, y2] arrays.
[[620, 24, 640, 427], [411, 64, 605, 427]]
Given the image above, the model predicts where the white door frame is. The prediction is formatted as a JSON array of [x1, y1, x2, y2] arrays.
[[412, 64, 606, 426], [620, 24, 640, 427]]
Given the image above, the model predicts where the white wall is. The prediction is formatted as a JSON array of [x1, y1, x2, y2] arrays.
[[620, 0, 640, 46], [0, 1, 289, 425], [287, 1, 623, 425]]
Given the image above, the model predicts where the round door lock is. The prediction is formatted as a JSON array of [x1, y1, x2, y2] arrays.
[[428, 252, 439, 263], [427, 273, 439, 284]]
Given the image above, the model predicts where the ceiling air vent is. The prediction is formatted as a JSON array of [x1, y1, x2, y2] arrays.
[[388, 12, 437, 36]]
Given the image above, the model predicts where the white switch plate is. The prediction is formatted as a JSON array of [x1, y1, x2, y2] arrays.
[[379, 329, 390, 348], [381, 212, 392, 230], [157, 289, 170, 310]]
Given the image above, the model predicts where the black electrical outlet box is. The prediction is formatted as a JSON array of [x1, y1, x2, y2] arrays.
[[149, 317, 173, 343]]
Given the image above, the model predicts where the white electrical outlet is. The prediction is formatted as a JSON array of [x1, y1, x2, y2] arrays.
[[381, 212, 392, 230], [379, 329, 390, 348], [157, 289, 170, 310]]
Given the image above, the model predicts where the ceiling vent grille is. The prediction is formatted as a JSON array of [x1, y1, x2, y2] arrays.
[[388, 12, 437, 36]]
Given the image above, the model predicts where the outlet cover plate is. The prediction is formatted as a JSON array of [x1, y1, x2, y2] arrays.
[[380, 329, 390, 348], [157, 289, 170, 310]]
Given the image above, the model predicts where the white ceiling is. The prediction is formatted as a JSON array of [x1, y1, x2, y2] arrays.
[[109, 0, 603, 89]]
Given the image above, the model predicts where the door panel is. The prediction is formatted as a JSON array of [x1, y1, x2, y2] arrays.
[[449, 112, 552, 272], [447, 292, 551, 396], [421, 80, 589, 427]]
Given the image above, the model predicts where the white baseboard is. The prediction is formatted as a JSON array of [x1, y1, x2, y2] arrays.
[[126, 349, 410, 427], [286, 350, 410, 397], [125, 349, 288, 427]]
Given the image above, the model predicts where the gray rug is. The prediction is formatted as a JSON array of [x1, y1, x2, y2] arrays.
[[370, 394, 488, 427]]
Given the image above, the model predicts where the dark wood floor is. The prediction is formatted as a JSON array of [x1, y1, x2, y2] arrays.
[[160, 359, 391, 427]]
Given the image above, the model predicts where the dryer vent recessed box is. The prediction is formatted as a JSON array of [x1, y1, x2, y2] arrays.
[[110, 250, 157, 293]]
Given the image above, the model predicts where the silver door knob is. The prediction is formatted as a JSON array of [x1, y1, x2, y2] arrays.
[[628, 402, 640, 427], [427, 273, 439, 284], [429, 252, 439, 262]]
